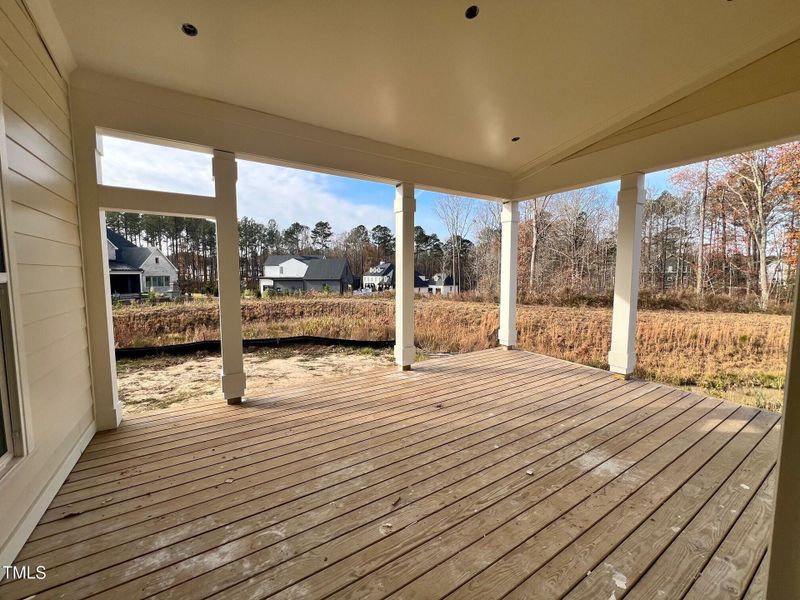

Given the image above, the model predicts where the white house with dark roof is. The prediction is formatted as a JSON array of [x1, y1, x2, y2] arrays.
[[259, 255, 354, 294], [105, 229, 178, 297], [362, 262, 429, 293], [427, 273, 458, 296]]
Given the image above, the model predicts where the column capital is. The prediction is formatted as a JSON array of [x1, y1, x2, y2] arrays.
[[500, 200, 519, 224], [394, 182, 416, 213], [618, 172, 645, 207], [212, 149, 238, 180]]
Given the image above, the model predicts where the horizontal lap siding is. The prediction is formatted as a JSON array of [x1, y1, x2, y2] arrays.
[[0, 0, 93, 560]]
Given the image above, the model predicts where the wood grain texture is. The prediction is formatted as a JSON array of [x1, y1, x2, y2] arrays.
[[1, 350, 780, 600]]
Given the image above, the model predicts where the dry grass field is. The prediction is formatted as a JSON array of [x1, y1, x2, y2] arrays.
[[113, 295, 790, 411]]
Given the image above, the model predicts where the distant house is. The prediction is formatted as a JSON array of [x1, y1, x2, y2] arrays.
[[767, 257, 789, 287], [106, 229, 178, 297], [362, 262, 394, 291], [362, 262, 428, 293], [259, 255, 354, 294], [428, 273, 458, 296]]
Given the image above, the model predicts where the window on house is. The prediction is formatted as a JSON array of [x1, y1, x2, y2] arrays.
[[0, 205, 21, 466], [155, 257, 159, 264], [279, 266, 284, 274], [145, 276, 170, 288]]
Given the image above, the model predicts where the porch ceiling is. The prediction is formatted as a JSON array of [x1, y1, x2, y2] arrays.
[[40, 1, 800, 197]]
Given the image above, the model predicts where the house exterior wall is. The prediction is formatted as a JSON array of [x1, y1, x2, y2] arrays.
[[429, 284, 458, 296], [265, 278, 304, 293], [0, 0, 95, 564], [263, 258, 307, 279], [106, 239, 116, 260], [140, 247, 177, 294], [363, 272, 392, 289], [305, 279, 343, 293]]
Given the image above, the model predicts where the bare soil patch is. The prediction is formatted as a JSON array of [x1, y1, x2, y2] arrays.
[[116, 345, 393, 416]]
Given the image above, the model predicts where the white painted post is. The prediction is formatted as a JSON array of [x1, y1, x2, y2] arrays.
[[499, 201, 519, 349], [608, 172, 645, 377], [78, 133, 122, 430], [394, 182, 415, 370], [766, 277, 800, 598], [212, 150, 246, 403]]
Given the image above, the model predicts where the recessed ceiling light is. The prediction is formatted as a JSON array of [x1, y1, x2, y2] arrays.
[[181, 23, 198, 37], [465, 5, 479, 19], [511, 136, 521, 142]]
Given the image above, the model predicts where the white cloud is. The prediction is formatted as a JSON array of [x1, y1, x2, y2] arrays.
[[236, 161, 394, 233], [100, 135, 214, 196], [99, 135, 394, 233]]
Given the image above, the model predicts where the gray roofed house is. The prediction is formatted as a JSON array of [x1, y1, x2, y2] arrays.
[[106, 229, 179, 297], [362, 262, 429, 292], [259, 255, 354, 294], [427, 272, 458, 296]]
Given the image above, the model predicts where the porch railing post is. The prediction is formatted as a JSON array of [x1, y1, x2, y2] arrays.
[[212, 150, 246, 403], [608, 172, 645, 377], [394, 182, 415, 370], [499, 200, 519, 349]]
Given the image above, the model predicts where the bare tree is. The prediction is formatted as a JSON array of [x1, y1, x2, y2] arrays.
[[521, 195, 553, 291], [434, 194, 477, 287], [472, 201, 501, 295], [548, 188, 613, 288], [717, 148, 791, 308]]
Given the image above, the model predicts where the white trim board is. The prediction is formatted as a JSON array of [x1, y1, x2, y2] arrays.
[[0, 417, 95, 567], [70, 70, 513, 201]]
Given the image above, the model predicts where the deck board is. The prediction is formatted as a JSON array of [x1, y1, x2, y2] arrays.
[[2, 349, 778, 599]]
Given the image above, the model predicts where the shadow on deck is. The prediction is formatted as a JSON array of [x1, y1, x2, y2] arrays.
[[3, 349, 777, 599]]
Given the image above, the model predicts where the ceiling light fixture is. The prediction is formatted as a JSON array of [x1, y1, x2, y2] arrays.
[[181, 23, 198, 37], [465, 5, 479, 19], [511, 136, 521, 142]]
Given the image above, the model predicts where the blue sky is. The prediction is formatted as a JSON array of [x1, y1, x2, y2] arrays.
[[100, 135, 677, 239]]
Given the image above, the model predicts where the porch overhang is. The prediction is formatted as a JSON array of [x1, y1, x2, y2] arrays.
[[9, 2, 800, 597]]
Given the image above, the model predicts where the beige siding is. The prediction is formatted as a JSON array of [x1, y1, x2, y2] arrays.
[[0, 0, 94, 562]]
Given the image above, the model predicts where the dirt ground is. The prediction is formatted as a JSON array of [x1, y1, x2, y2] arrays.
[[116, 345, 394, 416]]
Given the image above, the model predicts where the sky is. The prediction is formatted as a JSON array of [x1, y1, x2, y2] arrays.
[[100, 135, 678, 240]]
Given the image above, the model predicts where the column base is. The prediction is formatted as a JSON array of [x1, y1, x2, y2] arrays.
[[96, 402, 123, 431], [399, 364, 411, 372], [500, 344, 515, 351], [608, 350, 636, 377], [394, 344, 416, 369], [221, 371, 246, 403]]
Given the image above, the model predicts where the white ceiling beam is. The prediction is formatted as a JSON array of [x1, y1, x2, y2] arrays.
[[71, 70, 513, 201], [97, 185, 218, 219]]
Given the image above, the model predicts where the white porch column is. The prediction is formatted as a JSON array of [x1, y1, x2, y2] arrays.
[[212, 150, 246, 403], [394, 182, 415, 370], [766, 278, 800, 598], [499, 201, 519, 349], [78, 133, 122, 430], [608, 172, 645, 377]]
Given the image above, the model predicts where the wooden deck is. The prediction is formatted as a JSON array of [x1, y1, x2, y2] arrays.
[[3, 349, 778, 599]]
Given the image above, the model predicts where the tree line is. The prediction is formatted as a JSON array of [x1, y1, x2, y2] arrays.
[[107, 141, 800, 309], [105, 212, 467, 292]]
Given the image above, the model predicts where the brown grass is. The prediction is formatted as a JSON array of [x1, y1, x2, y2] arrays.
[[113, 295, 790, 410]]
